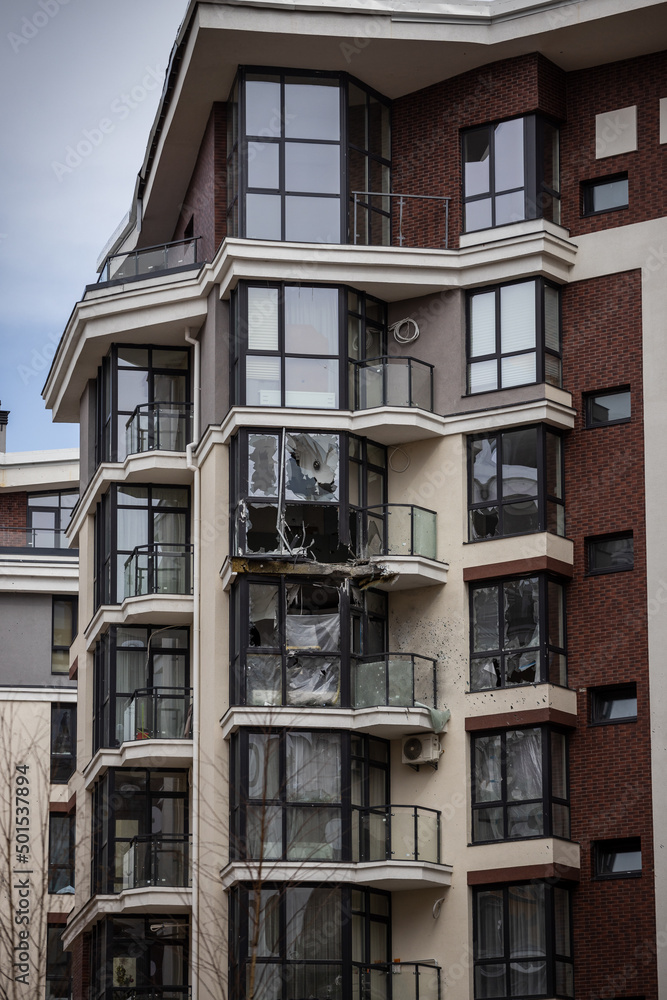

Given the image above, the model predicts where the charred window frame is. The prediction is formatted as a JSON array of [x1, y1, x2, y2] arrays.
[[473, 882, 573, 999], [96, 345, 191, 466], [93, 625, 191, 751], [90, 915, 189, 1000], [27, 490, 78, 550], [469, 575, 567, 691], [229, 883, 390, 1000], [471, 726, 570, 844], [466, 278, 562, 395], [468, 425, 564, 541], [229, 729, 389, 862], [51, 703, 76, 784], [231, 429, 386, 562], [462, 115, 560, 233], [230, 577, 387, 708], [91, 768, 189, 895]]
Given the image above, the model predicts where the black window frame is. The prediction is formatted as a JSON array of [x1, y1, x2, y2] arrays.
[[471, 725, 570, 844], [90, 915, 189, 1000], [51, 703, 76, 784], [581, 172, 629, 217], [462, 114, 561, 234], [593, 837, 642, 879], [469, 574, 567, 691], [51, 596, 78, 675], [473, 881, 574, 999], [590, 682, 638, 725], [467, 424, 564, 541], [46, 923, 72, 1000], [586, 531, 634, 575], [466, 277, 562, 395], [584, 386, 631, 427], [48, 811, 75, 894], [26, 489, 78, 550]]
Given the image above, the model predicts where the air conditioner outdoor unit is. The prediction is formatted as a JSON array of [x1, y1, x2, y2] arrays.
[[402, 734, 442, 765]]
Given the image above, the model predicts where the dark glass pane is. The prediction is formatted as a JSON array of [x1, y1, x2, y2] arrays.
[[542, 121, 560, 193], [464, 128, 490, 197], [502, 428, 538, 498], [589, 535, 634, 572], [588, 389, 631, 425], [476, 890, 504, 958], [503, 577, 539, 649], [470, 506, 500, 540]]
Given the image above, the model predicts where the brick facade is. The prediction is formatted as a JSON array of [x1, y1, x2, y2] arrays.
[[0, 490, 28, 546], [170, 102, 227, 261]]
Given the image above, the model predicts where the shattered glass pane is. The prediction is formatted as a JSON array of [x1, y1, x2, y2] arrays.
[[472, 586, 500, 652], [504, 578, 539, 649], [286, 655, 341, 706], [285, 612, 341, 652], [246, 655, 281, 706], [249, 584, 279, 646], [506, 650, 540, 685], [471, 657, 502, 690], [471, 437, 498, 503], [248, 434, 279, 497], [245, 503, 280, 555], [285, 433, 339, 501]]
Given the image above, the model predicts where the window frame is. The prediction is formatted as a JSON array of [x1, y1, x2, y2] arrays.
[[26, 489, 78, 550], [90, 915, 189, 1000], [50, 703, 76, 784], [466, 277, 562, 395], [48, 811, 75, 894], [584, 386, 631, 428], [586, 531, 634, 575], [581, 172, 629, 217], [593, 837, 642, 879], [590, 683, 638, 725], [51, 596, 78, 675], [46, 923, 72, 1000]]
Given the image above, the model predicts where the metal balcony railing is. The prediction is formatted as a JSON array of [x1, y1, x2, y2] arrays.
[[351, 190, 451, 248], [0, 525, 75, 552], [125, 402, 193, 456], [98, 237, 200, 282], [357, 504, 437, 561], [351, 653, 437, 710], [121, 686, 193, 742], [350, 356, 434, 411], [108, 990, 191, 1000], [351, 804, 441, 865], [122, 834, 191, 890], [123, 543, 193, 599], [351, 963, 441, 1000]]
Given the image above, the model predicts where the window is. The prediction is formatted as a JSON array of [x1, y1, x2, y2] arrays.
[[582, 173, 628, 215], [585, 387, 631, 426], [48, 813, 75, 893], [92, 769, 189, 894], [52, 596, 77, 674], [46, 924, 72, 1000], [463, 115, 560, 232], [594, 837, 641, 878], [90, 916, 188, 999], [471, 727, 569, 843], [51, 704, 76, 783], [27, 490, 78, 549], [467, 278, 561, 394], [226, 68, 390, 245], [473, 883, 573, 998], [587, 532, 634, 574], [229, 885, 390, 1000], [468, 426, 564, 540], [97, 345, 191, 465], [94, 484, 191, 606], [470, 575, 566, 690], [590, 683, 637, 724]]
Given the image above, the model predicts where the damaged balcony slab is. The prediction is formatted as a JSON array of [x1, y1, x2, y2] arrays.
[[221, 555, 407, 590]]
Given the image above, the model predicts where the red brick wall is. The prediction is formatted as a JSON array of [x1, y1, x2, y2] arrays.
[[561, 51, 667, 236], [0, 491, 27, 545], [171, 102, 227, 261], [562, 269, 656, 1000], [71, 932, 90, 1000], [392, 53, 566, 249]]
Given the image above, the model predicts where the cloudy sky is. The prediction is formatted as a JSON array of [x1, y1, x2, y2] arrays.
[[0, 0, 188, 453]]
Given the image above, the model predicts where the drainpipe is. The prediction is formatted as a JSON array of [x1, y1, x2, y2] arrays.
[[185, 326, 200, 998]]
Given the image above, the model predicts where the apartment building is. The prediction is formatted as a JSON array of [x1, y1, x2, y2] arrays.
[[0, 409, 78, 998], [42, 1, 667, 998]]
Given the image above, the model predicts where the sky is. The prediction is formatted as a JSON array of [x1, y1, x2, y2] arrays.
[[0, 0, 189, 454]]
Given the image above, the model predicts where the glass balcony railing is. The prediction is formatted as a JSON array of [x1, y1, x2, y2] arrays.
[[351, 190, 451, 248], [125, 402, 193, 456], [351, 804, 441, 865], [123, 544, 193, 599], [351, 653, 437, 709], [121, 686, 192, 742], [109, 990, 191, 1000], [357, 504, 437, 561], [350, 356, 434, 411], [98, 237, 200, 283], [121, 834, 191, 890], [350, 963, 441, 1000], [0, 526, 76, 552]]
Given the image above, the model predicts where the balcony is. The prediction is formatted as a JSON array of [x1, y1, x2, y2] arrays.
[[125, 402, 193, 457], [98, 237, 201, 283], [353, 963, 441, 1000], [351, 653, 437, 710], [0, 525, 76, 554], [123, 544, 193, 599], [108, 991, 190, 1000], [121, 686, 192, 742], [351, 190, 451, 249], [351, 805, 441, 865], [350, 357, 434, 412], [358, 504, 437, 561], [122, 834, 191, 890]]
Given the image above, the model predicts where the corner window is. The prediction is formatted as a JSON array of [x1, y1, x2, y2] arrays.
[[590, 683, 637, 724], [473, 883, 573, 998], [90, 916, 189, 998], [463, 115, 560, 233], [46, 924, 72, 1000], [585, 387, 631, 427], [472, 727, 569, 843], [594, 837, 641, 878], [582, 173, 628, 215], [468, 426, 564, 540], [470, 576, 566, 690], [467, 279, 561, 394], [51, 704, 76, 783], [587, 532, 634, 574], [27, 490, 78, 549], [52, 597, 77, 674], [48, 813, 75, 893]]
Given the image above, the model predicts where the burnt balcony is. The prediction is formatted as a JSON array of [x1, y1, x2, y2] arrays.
[[98, 237, 201, 283], [121, 834, 191, 891], [123, 543, 193, 599], [121, 686, 192, 742], [125, 402, 193, 456], [350, 356, 434, 411]]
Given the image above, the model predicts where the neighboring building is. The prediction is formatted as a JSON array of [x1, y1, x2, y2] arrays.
[[0, 408, 78, 998], [42, 1, 667, 998]]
